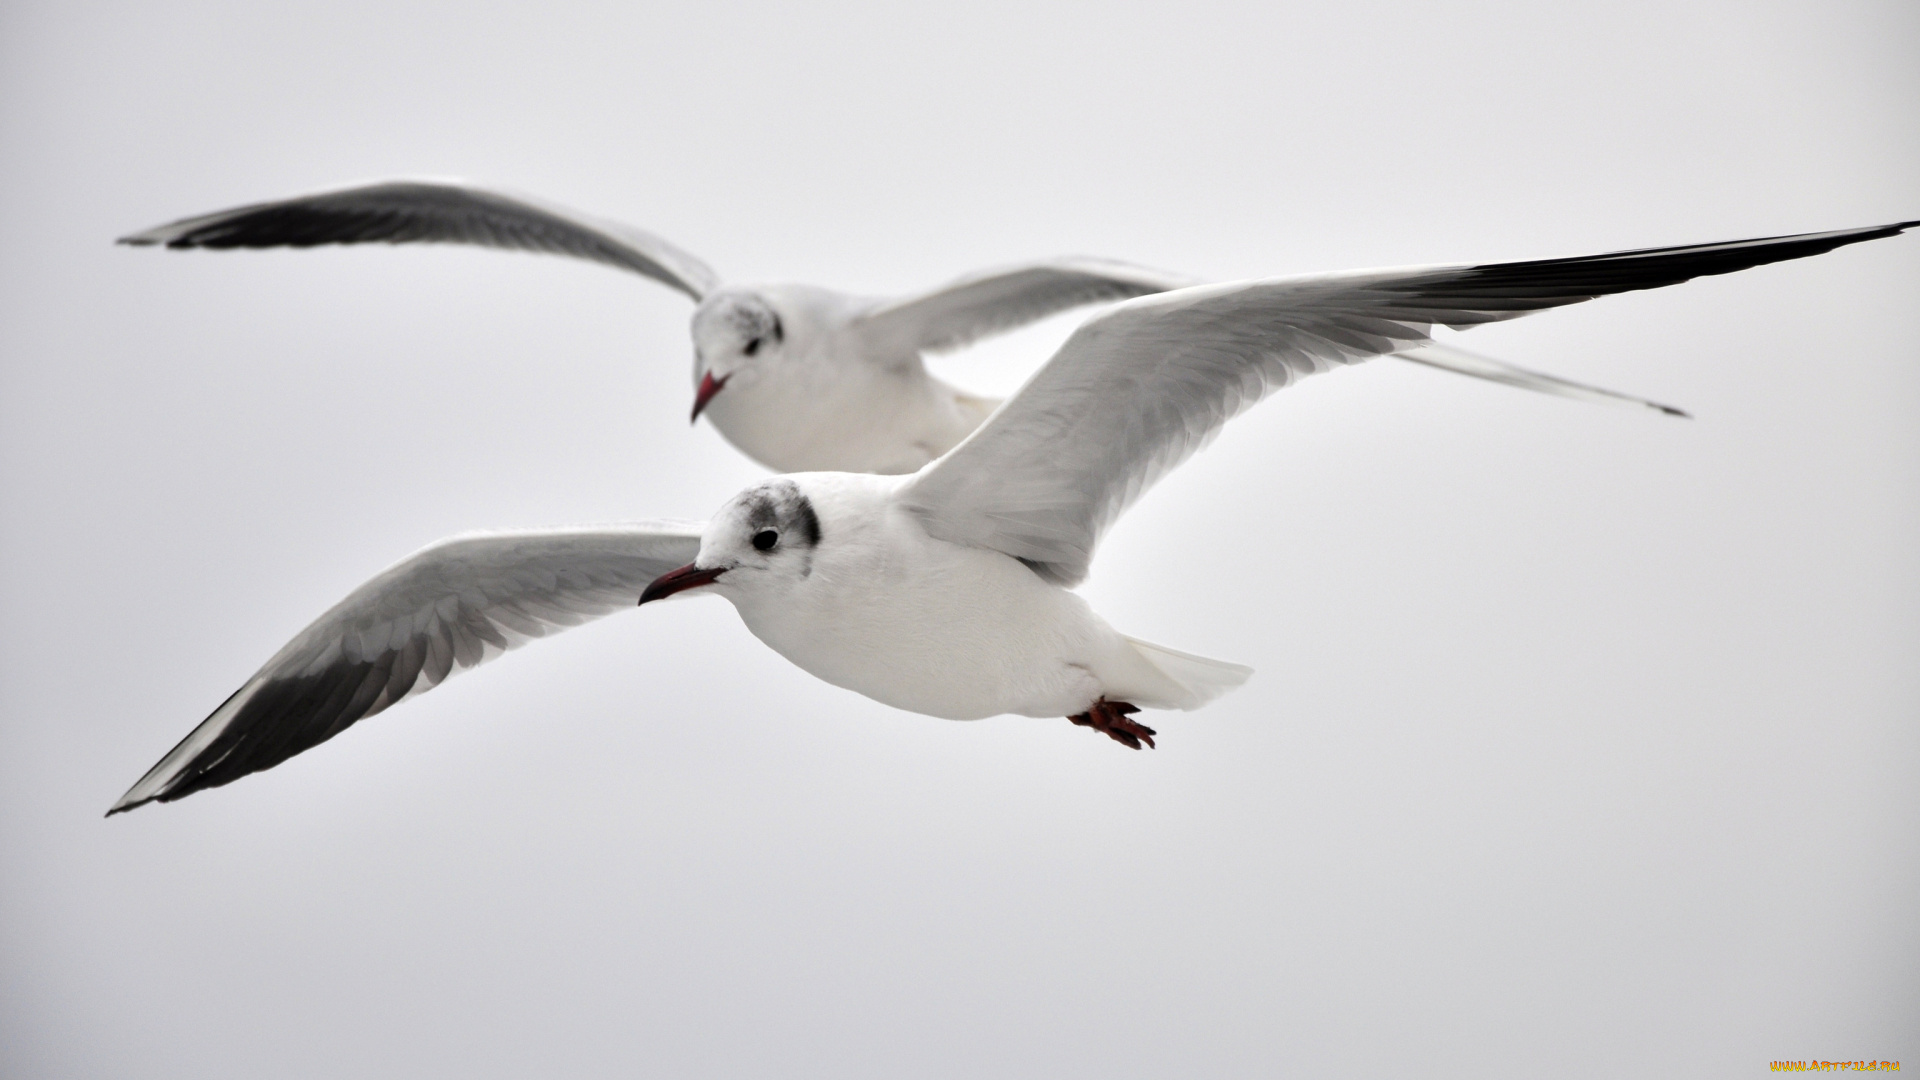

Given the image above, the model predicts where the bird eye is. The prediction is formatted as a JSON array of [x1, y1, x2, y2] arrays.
[[743, 337, 762, 357], [752, 529, 778, 551]]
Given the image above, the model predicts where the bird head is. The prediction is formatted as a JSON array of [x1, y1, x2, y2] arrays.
[[639, 478, 823, 605], [688, 290, 786, 423]]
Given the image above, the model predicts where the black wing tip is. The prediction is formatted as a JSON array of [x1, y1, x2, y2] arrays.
[[107, 770, 226, 816], [1832, 218, 1920, 245], [117, 230, 201, 248], [1826, 218, 1918, 235], [106, 780, 205, 816], [1733, 216, 1919, 253], [104, 763, 220, 818], [104, 790, 154, 817]]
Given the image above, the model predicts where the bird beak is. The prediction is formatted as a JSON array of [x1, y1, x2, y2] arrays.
[[690, 371, 730, 424], [638, 563, 727, 605]]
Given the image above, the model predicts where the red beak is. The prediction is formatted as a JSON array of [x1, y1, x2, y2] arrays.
[[690, 371, 730, 423], [638, 563, 726, 606]]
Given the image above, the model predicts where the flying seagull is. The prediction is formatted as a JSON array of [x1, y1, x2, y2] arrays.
[[107, 219, 1914, 815], [120, 179, 1685, 475]]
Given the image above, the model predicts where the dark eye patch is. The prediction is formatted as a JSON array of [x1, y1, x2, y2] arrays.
[[793, 495, 821, 547], [752, 529, 778, 551], [743, 337, 762, 357]]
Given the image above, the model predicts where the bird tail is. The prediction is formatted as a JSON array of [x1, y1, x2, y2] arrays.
[[1121, 636, 1253, 710]]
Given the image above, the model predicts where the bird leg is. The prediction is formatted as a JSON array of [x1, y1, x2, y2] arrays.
[[1067, 699, 1156, 749]]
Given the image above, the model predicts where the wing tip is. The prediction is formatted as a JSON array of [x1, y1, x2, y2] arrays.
[[106, 768, 184, 815], [1847, 219, 1920, 244], [117, 224, 198, 247], [1790, 218, 1919, 251], [105, 787, 157, 817]]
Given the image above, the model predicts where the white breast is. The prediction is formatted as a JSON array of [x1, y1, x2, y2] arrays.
[[698, 290, 997, 474], [705, 362, 975, 474], [718, 475, 1124, 719]]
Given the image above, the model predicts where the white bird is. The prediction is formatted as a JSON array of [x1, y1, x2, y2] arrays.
[[107, 219, 1916, 815], [120, 178, 1686, 476]]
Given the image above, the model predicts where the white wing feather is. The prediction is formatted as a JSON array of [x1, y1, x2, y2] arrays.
[[854, 258, 1204, 356], [900, 222, 1919, 586], [857, 257, 1688, 412]]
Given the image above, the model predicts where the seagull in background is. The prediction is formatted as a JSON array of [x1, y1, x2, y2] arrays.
[[108, 218, 1914, 815], [120, 179, 1685, 476]]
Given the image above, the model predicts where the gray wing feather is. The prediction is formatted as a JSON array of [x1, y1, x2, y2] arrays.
[[854, 258, 1204, 356], [117, 178, 721, 300], [900, 221, 1919, 586], [855, 256, 1688, 411], [109, 522, 704, 815]]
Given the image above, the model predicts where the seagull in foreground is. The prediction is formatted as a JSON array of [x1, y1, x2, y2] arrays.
[[107, 219, 1916, 815], [121, 179, 1685, 475]]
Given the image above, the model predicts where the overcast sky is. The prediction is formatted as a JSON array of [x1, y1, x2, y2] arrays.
[[2, 1, 1915, 1077]]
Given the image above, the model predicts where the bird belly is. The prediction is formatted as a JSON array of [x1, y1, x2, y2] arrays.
[[706, 360, 983, 475], [731, 530, 1118, 720]]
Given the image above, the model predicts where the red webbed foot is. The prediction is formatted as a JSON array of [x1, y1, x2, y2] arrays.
[[1067, 699, 1156, 749]]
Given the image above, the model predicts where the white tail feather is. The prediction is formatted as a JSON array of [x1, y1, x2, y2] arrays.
[[1122, 636, 1253, 710]]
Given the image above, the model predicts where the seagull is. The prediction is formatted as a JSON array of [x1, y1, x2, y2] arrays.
[[120, 178, 1686, 475], [107, 219, 1916, 815]]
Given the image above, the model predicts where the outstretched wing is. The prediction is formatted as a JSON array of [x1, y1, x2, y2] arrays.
[[109, 522, 704, 815], [900, 221, 1919, 587], [853, 258, 1203, 357], [118, 178, 721, 300]]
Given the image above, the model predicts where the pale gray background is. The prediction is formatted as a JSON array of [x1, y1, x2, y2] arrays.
[[2, 1, 1914, 1077]]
